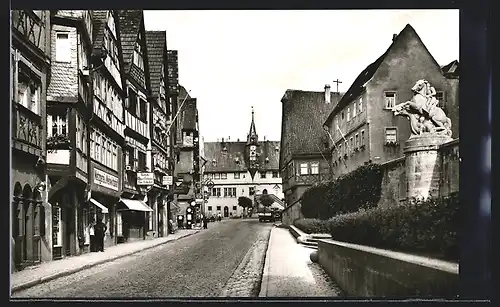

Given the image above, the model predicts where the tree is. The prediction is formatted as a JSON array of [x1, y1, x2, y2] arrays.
[[260, 194, 274, 207], [238, 196, 253, 218]]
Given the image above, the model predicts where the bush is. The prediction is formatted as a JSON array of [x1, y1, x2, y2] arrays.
[[294, 218, 330, 234], [328, 192, 459, 261], [301, 163, 383, 219]]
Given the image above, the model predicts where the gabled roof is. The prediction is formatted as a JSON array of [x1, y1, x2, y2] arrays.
[[324, 23, 442, 126], [145, 31, 167, 98], [204, 140, 281, 172], [117, 10, 142, 74], [91, 10, 127, 93], [441, 60, 459, 78], [280, 90, 341, 169]]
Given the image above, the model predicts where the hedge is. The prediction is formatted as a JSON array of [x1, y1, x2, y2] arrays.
[[301, 163, 383, 220], [294, 218, 330, 234], [327, 192, 459, 261]]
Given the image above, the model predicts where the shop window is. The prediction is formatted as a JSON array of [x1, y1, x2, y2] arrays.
[[116, 211, 123, 237], [52, 205, 62, 247]]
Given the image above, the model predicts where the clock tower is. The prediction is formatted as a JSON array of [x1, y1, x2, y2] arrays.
[[245, 107, 260, 180]]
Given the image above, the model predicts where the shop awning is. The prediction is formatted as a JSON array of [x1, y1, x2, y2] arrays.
[[119, 198, 153, 212], [90, 198, 109, 213]]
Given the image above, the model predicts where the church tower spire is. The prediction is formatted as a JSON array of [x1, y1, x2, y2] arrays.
[[247, 106, 258, 144], [245, 106, 260, 180]]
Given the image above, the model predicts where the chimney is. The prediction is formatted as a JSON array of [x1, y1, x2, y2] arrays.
[[324, 84, 331, 104], [221, 137, 225, 143], [228, 136, 230, 141], [392, 34, 397, 42], [264, 135, 266, 141]]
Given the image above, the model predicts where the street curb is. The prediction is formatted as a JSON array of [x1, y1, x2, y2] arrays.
[[258, 227, 273, 297], [11, 230, 201, 294]]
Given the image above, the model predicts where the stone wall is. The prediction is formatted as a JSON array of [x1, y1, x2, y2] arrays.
[[318, 239, 459, 297], [377, 138, 459, 208], [281, 199, 303, 227]]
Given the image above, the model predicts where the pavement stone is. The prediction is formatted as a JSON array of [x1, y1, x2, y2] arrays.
[[11, 229, 200, 294], [259, 227, 343, 297]]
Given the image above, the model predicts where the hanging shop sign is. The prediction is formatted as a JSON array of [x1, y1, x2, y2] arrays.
[[137, 172, 154, 186], [162, 175, 173, 186]]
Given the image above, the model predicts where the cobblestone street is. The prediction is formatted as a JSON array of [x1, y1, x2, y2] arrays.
[[12, 219, 272, 298]]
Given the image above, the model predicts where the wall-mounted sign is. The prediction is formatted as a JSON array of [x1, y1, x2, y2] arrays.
[[94, 168, 119, 191], [137, 172, 154, 186], [183, 135, 194, 147], [163, 175, 173, 186]]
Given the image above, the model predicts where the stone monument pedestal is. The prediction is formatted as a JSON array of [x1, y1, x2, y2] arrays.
[[404, 134, 452, 200]]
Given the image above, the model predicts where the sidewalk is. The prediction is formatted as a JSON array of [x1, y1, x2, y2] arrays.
[[259, 226, 343, 297], [11, 229, 200, 294]]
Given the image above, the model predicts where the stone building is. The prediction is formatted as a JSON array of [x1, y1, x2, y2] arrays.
[[11, 10, 52, 269], [117, 10, 155, 243], [323, 24, 459, 178], [45, 10, 97, 258], [279, 86, 341, 219], [203, 108, 284, 218], [145, 30, 173, 237]]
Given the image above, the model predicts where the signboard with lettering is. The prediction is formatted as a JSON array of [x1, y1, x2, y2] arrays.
[[162, 175, 173, 186], [137, 172, 154, 186], [94, 168, 119, 191], [174, 181, 189, 194]]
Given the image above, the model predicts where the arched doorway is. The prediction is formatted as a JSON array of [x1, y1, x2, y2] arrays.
[[22, 184, 33, 264], [223, 206, 229, 218], [12, 182, 22, 268]]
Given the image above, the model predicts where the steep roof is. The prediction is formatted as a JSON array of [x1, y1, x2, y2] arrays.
[[280, 90, 341, 168], [117, 10, 142, 74], [91, 10, 108, 56], [204, 140, 281, 172], [324, 23, 442, 125], [145, 31, 166, 97]]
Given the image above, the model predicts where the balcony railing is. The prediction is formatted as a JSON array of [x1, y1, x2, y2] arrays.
[[13, 103, 42, 149]]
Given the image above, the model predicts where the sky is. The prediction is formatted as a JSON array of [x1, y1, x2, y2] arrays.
[[144, 10, 459, 143]]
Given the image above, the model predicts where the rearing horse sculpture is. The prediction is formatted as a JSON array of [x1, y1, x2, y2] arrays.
[[391, 79, 452, 137]]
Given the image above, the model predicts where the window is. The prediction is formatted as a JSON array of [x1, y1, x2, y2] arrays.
[[128, 88, 137, 116], [341, 112, 345, 120], [361, 130, 365, 146], [128, 147, 135, 167], [435, 91, 445, 108], [352, 103, 357, 117], [311, 162, 319, 175], [203, 174, 208, 180], [221, 173, 227, 179], [355, 133, 359, 149], [260, 172, 266, 179], [232, 187, 236, 197], [272, 172, 279, 178], [232, 206, 237, 211], [50, 109, 68, 136], [133, 40, 144, 70], [17, 63, 41, 114], [223, 188, 228, 197], [212, 188, 221, 197], [300, 163, 308, 175], [338, 144, 342, 157], [350, 137, 354, 153], [76, 116, 81, 148], [214, 173, 220, 179], [358, 97, 363, 113], [138, 151, 146, 170], [347, 107, 350, 121], [385, 91, 397, 109], [249, 187, 255, 195], [90, 131, 95, 158], [385, 127, 398, 143], [56, 32, 71, 63], [345, 141, 348, 155], [139, 98, 147, 122], [234, 172, 240, 179], [208, 206, 212, 211], [216, 206, 221, 211]]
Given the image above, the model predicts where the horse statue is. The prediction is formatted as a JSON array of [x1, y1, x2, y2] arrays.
[[391, 79, 452, 137]]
